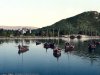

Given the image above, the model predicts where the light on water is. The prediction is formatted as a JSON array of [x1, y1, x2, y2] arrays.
[[0, 39, 100, 75]]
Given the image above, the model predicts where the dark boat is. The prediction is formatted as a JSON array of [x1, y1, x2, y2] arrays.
[[88, 44, 96, 50], [88, 44, 96, 53], [36, 41, 41, 45], [49, 43, 55, 49], [53, 47, 61, 53], [44, 43, 50, 49], [18, 45, 29, 51], [77, 35, 82, 39], [53, 47, 61, 60], [70, 35, 75, 39], [18, 45, 29, 54], [96, 41, 100, 45], [65, 42, 75, 50], [44, 42, 55, 49]]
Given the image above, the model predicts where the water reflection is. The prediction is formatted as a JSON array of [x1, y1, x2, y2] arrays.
[[0, 38, 100, 75]]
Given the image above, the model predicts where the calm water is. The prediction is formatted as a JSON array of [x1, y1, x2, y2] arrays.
[[0, 39, 100, 75]]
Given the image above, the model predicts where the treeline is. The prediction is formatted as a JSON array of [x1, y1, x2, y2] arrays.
[[0, 29, 35, 37]]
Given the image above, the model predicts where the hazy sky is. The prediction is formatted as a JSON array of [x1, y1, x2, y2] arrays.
[[0, 0, 100, 28]]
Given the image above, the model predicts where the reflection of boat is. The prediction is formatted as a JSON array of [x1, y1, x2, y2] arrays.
[[53, 47, 61, 60], [53, 52, 61, 58]]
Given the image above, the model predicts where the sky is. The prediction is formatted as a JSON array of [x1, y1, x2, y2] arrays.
[[0, 0, 100, 28]]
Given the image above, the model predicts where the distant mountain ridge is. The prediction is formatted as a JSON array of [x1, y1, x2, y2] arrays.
[[0, 26, 38, 30]]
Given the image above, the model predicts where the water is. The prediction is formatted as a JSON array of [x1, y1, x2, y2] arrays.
[[0, 39, 100, 75]]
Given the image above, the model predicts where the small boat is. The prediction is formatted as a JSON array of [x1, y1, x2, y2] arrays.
[[44, 43, 50, 48], [96, 41, 100, 45], [70, 35, 75, 39], [44, 42, 55, 49], [65, 45, 74, 49], [36, 41, 41, 45], [49, 43, 55, 49], [53, 47, 61, 53], [18, 45, 29, 51], [88, 44, 96, 50], [18, 45, 29, 54], [65, 43, 75, 49], [77, 35, 82, 39]]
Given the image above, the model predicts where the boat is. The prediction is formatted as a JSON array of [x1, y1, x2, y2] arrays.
[[53, 47, 61, 52], [44, 42, 50, 49], [53, 47, 61, 60], [88, 44, 96, 50], [18, 45, 29, 54], [36, 41, 41, 45], [70, 35, 75, 39], [44, 42, 55, 49], [18, 45, 29, 51], [96, 41, 100, 45], [49, 43, 55, 49], [65, 42, 75, 49], [77, 35, 82, 39]]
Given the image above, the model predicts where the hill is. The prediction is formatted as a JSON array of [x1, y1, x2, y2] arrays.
[[36, 11, 100, 36]]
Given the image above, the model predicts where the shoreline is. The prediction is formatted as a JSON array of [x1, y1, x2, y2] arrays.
[[0, 36, 100, 39]]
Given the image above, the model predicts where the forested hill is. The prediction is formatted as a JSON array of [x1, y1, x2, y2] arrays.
[[36, 11, 100, 36]]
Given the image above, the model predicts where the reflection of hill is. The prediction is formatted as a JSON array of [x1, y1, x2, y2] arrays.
[[71, 40, 100, 65]]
